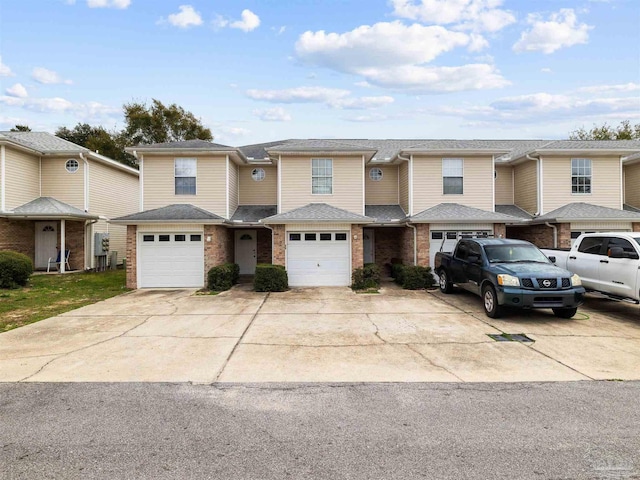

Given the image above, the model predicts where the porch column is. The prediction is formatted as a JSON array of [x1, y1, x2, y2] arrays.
[[60, 219, 66, 273]]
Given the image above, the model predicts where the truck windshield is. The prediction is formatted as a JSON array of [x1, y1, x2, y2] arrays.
[[484, 244, 551, 264]]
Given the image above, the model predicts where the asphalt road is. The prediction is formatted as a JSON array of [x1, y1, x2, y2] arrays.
[[1, 382, 639, 479]]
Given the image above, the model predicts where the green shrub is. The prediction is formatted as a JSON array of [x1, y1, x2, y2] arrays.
[[352, 262, 381, 290], [254, 264, 288, 292], [207, 263, 239, 291], [391, 263, 405, 285], [0, 251, 34, 289], [401, 266, 436, 290]]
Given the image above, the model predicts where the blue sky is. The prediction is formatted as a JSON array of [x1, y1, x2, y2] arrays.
[[1, 0, 639, 145]]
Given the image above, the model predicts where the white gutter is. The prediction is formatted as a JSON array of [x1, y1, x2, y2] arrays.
[[0, 145, 5, 211], [545, 222, 558, 248], [79, 153, 89, 212], [527, 154, 542, 215]]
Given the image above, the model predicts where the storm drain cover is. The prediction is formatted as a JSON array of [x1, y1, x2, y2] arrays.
[[488, 333, 534, 343]]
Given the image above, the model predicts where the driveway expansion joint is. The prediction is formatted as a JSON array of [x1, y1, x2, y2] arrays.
[[406, 344, 464, 382]]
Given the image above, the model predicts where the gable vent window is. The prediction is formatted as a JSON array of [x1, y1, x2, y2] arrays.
[[571, 158, 591, 194], [175, 158, 197, 195], [443, 158, 463, 195], [65, 159, 79, 173], [369, 168, 383, 181], [251, 168, 265, 182]]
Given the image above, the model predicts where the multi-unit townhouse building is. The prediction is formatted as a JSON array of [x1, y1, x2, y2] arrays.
[[112, 138, 640, 289], [0, 131, 139, 272]]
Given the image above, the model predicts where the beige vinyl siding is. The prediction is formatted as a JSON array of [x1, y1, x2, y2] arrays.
[[280, 156, 363, 214], [543, 156, 621, 213], [239, 165, 277, 205], [41, 156, 85, 210], [624, 163, 640, 208], [514, 161, 538, 215], [365, 165, 399, 205], [143, 155, 227, 216], [229, 161, 239, 216], [494, 165, 513, 205], [5, 147, 40, 209], [399, 161, 409, 214], [89, 159, 139, 264], [413, 155, 493, 212]]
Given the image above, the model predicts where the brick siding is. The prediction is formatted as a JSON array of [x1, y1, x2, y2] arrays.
[[204, 225, 233, 277], [271, 225, 286, 266], [416, 224, 430, 266], [60, 221, 85, 271], [351, 224, 364, 272], [400, 227, 414, 265], [493, 223, 506, 239], [507, 223, 569, 249], [125, 225, 137, 289], [256, 227, 272, 264], [370, 227, 403, 275], [633, 222, 640, 232], [0, 218, 36, 261]]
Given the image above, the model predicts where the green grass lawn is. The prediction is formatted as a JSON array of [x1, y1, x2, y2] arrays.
[[0, 269, 129, 332]]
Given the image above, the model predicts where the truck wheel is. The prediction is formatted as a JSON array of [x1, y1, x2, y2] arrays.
[[438, 271, 453, 294], [482, 285, 502, 318], [552, 307, 578, 319]]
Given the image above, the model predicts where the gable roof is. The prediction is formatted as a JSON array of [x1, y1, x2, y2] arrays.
[[261, 203, 372, 224], [128, 139, 237, 151], [110, 204, 224, 224], [495, 204, 534, 220], [365, 205, 407, 223], [533, 203, 640, 223], [230, 205, 277, 223], [410, 203, 525, 224], [0, 197, 98, 220], [0, 131, 88, 154]]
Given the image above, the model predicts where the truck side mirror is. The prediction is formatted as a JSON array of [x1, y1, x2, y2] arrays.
[[628, 252, 640, 260], [607, 247, 625, 258], [468, 254, 481, 264], [547, 255, 556, 263]]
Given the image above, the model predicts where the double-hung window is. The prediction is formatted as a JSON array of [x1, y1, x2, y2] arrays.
[[443, 158, 463, 195], [175, 158, 197, 195], [571, 158, 591, 194], [312, 158, 332, 194]]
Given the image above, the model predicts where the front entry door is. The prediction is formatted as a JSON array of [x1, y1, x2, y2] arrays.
[[363, 229, 375, 264], [235, 230, 257, 274], [35, 221, 58, 269]]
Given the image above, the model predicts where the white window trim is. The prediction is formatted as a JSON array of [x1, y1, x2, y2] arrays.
[[65, 158, 79, 173], [442, 157, 464, 195], [251, 167, 266, 182], [174, 157, 197, 196], [369, 167, 383, 181], [311, 158, 333, 195], [571, 157, 592, 195]]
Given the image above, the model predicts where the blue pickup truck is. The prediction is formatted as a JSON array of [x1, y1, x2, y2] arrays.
[[434, 238, 585, 318]]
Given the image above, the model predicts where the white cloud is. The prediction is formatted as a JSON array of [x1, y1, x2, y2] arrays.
[[86, 0, 131, 8], [230, 9, 260, 32], [390, 0, 516, 32], [246, 86, 351, 104], [343, 113, 390, 122], [541, 67, 553, 73], [0, 95, 119, 121], [5, 83, 28, 98], [330, 96, 395, 109], [32, 67, 72, 85], [513, 9, 592, 54], [167, 5, 203, 28], [0, 57, 15, 77], [577, 82, 640, 94], [253, 107, 292, 122]]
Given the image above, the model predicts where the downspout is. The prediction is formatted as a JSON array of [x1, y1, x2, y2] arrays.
[[79, 153, 90, 212], [0, 145, 5, 211], [526, 154, 541, 216], [620, 155, 625, 209], [545, 222, 558, 248]]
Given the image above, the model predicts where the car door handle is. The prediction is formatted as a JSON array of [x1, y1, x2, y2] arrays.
[[600, 259, 609, 263], [569, 256, 576, 260]]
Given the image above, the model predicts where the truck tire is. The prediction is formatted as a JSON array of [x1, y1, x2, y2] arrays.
[[552, 307, 578, 319], [438, 270, 453, 294], [482, 284, 502, 318]]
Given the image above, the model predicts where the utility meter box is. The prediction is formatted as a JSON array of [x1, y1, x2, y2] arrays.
[[94, 232, 110, 256]]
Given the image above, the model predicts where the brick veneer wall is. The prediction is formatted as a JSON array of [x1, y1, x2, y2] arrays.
[[204, 225, 233, 276], [400, 227, 414, 265], [494, 223, 506, 239], [125, 225, 137, 289], [351, 224, 364, 271], [506, 223, 569, 249], [256, 228, 272, 264], [415, 224, 430, 266], [60, 221, 85, 271], [633, 222, 640, 232], [0, 218, 35, 261], [271, 225, 286, 266], [371, 227, 403, 275]]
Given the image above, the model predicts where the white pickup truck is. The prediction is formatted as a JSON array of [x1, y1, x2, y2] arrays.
[[541, 232, 640, 303]]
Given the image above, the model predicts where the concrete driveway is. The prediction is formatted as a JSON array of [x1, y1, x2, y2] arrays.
[[1, 284, 639, 383]]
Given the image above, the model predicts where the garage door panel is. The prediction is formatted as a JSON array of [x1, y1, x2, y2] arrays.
[[139, 233, 204, 288], [287, 231, 350, 287]]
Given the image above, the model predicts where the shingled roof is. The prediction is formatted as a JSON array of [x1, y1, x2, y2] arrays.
[[261, 203, 372, 224], [533, 203, 640, 223], [111, 204, 224, 224], [0, 197, 98, 220], [410, 203, 525, 224]]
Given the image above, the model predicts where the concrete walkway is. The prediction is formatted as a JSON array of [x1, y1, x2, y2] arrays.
[[1, 284, 639, 383]]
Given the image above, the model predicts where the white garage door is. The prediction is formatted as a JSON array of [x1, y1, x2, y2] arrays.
[[139, 232, 204, 288], [430, 230, 492, 270], [287, 231, 351, 286]]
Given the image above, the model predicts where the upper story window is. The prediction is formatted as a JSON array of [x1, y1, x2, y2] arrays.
[[65, 159, 79, 173], [571, 158, 591, 194], [443, 158, 463, 195], [312, 158, 332, 194], [175, 158, 196, 195], [251, 168, 265, 182], [369, 167, 383, 181]]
